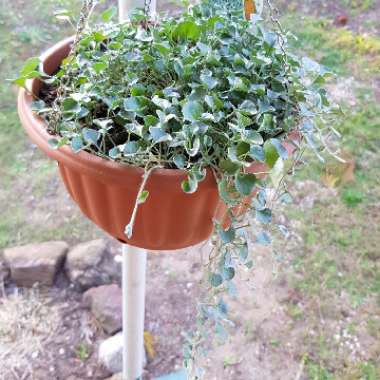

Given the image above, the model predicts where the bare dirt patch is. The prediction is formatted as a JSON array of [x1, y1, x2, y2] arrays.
[[0, 242, 303, 380]]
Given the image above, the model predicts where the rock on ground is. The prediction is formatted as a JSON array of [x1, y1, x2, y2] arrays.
[[0, 251, 10, 285], [83, 284, 122, 334], [153, 371, 188, 380], [3, 241, 68, 287], [105, 374, 122, 380], [99, 332, 146, 374], [65, 239, 120, 290]]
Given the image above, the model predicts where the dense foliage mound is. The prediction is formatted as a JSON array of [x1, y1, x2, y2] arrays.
[[25, 3, 331, 194]]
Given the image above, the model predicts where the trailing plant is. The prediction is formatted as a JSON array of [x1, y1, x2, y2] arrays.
[[15, 0, 338, 378]]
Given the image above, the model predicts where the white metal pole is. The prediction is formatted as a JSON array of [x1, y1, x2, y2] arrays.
[[118, 0, 157, 21], [118, 2, 154, 379], [122, 244, 147, 380]]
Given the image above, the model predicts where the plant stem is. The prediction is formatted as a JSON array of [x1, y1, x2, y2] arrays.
[[50, 0, 94, 133], [125, 165, 161, 239]]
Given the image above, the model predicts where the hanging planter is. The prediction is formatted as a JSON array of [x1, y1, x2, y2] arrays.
[[16, 2, 330, 253], [18, 37, 300, 250]]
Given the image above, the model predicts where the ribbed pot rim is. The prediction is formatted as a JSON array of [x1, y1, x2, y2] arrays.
[[17, 37, 217, 189]]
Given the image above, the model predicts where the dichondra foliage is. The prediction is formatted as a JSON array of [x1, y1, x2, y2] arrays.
[[18, 2, 332, 194]]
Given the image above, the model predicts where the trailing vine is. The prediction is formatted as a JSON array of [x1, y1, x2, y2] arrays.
[[15, 0, 338, 378]]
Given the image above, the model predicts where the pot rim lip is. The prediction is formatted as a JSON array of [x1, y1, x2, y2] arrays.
[[18, 37, 221, 185]]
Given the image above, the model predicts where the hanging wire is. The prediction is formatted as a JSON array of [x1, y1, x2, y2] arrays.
[[144, 0, 153, 15]]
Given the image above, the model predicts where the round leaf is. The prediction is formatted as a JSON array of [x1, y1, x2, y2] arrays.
[[182, 101, 204, 122], [255, 208, 272, 224], [219, 226, 235, 244], [210, 273, 223, 288], [223, 267, 235, 281], [137, 190, 149, 204], [235, 173, 257, 196]]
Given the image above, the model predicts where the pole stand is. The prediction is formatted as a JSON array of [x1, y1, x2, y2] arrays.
[[122, 245, 147, 380], [118, 1, 156, 379], [118, 0, 157, 20]]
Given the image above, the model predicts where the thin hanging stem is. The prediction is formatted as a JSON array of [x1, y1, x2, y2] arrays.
[[264, 0, 290, 73], [49, 0, 95, 133], [125, 165, 162, 239]]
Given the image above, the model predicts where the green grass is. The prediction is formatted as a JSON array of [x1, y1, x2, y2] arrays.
[[341, 0, 375, 13], [75, 342, 91, 362], [0, 112, 28, 186], [0, 0, 91, 249], [279, 8, 380, 378], [306, 361, 336, 380], [358, 363, 379, 380], [283, 15, 380, 79], [0, 1, 73, 186], [0, 199, 97, 249], [0, 209, 24, 248], [306, 360, 380, 380], [340, 102, 380, 150], [291, 199, 380, 302], [341, 187, 364, 207]]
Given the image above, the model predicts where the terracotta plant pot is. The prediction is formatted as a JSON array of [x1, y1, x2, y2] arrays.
[[18, 38, 298, 250]]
